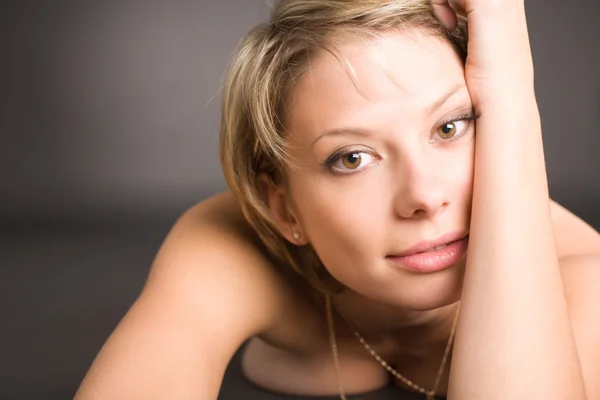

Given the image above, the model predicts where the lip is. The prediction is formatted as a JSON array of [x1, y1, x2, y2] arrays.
[[389, 231, 469, 257], [386, 231, 469, 274]]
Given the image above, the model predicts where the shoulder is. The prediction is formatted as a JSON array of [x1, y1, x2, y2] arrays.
[[551, 200, 600, 398], [559, 253, 600, 399], [145, 190, 296, 337], [75, 191, 301, 398], [149, 191, 325, 344], [550, 199, 600, 258], [172, 191, 328, 342]]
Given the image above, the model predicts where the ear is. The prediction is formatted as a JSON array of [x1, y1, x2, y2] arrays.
[[256, 171, 307, 245]]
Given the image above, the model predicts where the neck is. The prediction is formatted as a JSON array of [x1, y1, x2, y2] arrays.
[[330, 289, 459, 353]]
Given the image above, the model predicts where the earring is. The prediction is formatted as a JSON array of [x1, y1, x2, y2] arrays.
[[292, 231, 301, 241]]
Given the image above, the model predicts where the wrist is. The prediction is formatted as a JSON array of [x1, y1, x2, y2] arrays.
[[470, 1, 527, 21], [475, 94, 541, 136], [475, 84, 538, 114], [468, 3, 534, 76]]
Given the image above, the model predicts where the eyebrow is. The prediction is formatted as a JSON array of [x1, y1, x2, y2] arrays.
[[425, 83, 466, 116], [311, 83, 467, 147]]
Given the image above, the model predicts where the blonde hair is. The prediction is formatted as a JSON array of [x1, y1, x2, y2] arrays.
[[219, 0, 468, 293]]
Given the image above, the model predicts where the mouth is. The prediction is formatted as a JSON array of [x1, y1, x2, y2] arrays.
[[386, 232, 470, 274], [388, 231, 470, 258], [417, 243, 452, 253]]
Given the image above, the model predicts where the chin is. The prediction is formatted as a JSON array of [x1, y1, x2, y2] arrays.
[[374, 260, 465, 311]]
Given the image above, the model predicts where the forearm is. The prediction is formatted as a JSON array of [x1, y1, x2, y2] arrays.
[[447, 93, 587, 398]]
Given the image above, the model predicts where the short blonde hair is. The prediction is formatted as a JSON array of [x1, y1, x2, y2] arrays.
[[219, 0, 468, 294]]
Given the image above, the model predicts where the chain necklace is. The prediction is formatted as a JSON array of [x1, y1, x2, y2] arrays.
[[325, 295, 460, 400]]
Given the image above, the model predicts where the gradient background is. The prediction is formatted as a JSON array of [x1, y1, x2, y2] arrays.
[[1, 1, 599, 399]]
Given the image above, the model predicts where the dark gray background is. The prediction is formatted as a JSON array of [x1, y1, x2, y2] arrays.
[[1, 1, 599, 399]]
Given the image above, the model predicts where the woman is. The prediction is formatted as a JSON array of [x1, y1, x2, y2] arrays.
[[75, 0, 600, 399]]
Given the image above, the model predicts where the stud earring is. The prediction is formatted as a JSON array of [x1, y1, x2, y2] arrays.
[[293, 231, 300, 241]]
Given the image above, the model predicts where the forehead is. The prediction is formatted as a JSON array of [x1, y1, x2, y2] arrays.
[[285, 30, 466, 137]]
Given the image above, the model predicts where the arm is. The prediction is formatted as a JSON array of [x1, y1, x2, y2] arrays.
[[74, 200, 285, 400], [442, 2, 588, 399]]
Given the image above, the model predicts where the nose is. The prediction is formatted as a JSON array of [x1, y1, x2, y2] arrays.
[[393, 156, 449, 220]]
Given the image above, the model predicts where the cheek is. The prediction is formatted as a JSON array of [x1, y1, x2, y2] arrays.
[[461, 141, 476, 190], [451, 151, 474, 190], [442, 142, 476, 219], [289, 175, 387, 268], [295, 179, 384, 241], [442, 137, 475, 189]]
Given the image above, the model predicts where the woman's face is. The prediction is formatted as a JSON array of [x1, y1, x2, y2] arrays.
[[282, 30, 474, 310]]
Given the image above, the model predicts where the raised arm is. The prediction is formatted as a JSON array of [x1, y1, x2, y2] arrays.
[[431, 1, 590, 398], [74, 196, 285, 400]]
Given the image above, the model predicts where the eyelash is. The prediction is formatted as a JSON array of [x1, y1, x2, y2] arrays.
[[435, 111, 482, 143], [321, 111, 482, 172]]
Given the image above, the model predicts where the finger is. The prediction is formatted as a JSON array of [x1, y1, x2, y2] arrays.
[[448, 0, 467, 16], [431, 0, 458, 31]]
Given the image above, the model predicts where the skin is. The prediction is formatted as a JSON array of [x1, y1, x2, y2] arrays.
[[74, 1, 600, 399], [269, 31, 473, 314]]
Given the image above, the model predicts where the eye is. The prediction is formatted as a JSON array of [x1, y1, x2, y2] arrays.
[[437, 120, 467, 140], [342, 152, 363, 169], [324, 150, 377, 174], [433, 112, 481, 142]]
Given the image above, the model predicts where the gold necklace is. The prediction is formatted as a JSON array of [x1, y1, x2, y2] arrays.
[[325, 295, 460, 400]]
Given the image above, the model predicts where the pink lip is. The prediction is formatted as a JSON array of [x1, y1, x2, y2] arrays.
[[389, 231, 469, 257], [386, 232, 469, 273]]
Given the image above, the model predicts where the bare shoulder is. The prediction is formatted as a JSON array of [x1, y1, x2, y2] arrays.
[[550, 199, 600, 258], [146, 190, 291, 317], [144, 190, 293, 334], [75, 191, 294, 400], [559, 253, 600, 399], [551, 199, 600, 398]]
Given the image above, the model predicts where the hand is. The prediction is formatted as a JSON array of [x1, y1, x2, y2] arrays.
[[431, 0, 535, 108]]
